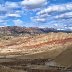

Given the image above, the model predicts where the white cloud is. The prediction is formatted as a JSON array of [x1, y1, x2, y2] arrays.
[[34, 2, 72, 27], [55, 12, 72, 19], [0, 1, 23, 21], [5, 2, 20, 9], [36, 18, 46, 22], [68, 27, 72, 30], [31, 13, 49, 23], [6, 13, 21, 17], [37, 13, 49, 18], [0, 0, 72, 29], [32, 17, 46, 23], [21, 0, 47, 9], [0, 4, 7, 11], [13, 19, 24, 26], [37, 3, 72, 15]]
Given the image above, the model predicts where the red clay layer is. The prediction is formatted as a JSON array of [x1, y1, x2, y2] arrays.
[[24, 38, 72, 48]]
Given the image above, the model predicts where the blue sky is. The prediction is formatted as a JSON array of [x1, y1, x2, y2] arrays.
[[0, 0, 72, 30]]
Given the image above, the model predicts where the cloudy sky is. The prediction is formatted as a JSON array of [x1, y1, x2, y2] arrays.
[[0, 0, 72, 30]]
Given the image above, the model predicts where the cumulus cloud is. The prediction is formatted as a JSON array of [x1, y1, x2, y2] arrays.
[[0, 0, 72, 30], [0, 1, 23, 23], [34, 2, 72, 28], [31, 13, 49, 23], [21, 0, 47, 9], [37, 2, 72, 15], [55, 12, 72, 19]]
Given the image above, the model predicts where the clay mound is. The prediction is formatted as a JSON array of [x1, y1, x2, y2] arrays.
[[55, 45, 72, 67], [0, 32, 72, 69]]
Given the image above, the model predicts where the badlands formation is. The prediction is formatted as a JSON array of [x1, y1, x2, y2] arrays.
[[0, 26, 72, 72]]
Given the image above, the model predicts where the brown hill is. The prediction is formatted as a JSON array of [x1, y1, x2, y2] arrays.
[[0, 32, 72, 57], [0, 27, 72, 68], [0, 26, 57, 36]]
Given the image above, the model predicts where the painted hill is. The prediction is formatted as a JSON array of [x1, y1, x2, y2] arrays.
[[0, 26, 72, 71], [0, 32, 72, 60]]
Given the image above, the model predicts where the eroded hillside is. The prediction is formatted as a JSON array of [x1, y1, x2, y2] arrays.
[[0, 32, 72, 72], [0, 32, 72, 59]]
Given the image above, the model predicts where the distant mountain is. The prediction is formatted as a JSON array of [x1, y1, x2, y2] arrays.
[[0, 26, 56, 36], [0, 26, 72, 36]]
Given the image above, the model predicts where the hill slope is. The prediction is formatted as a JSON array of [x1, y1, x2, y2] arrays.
[[0, 32, 72, 59], [0, 27, 72, 68]]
